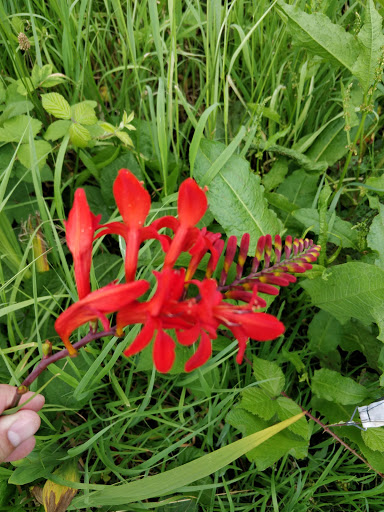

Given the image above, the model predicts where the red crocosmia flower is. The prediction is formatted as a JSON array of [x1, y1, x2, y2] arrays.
[[185, 229, 223, 281], [152, 179, 208, 269], [118, 268, 189, 373], [65, 188, 101, 299], [97, 169, 168, 282], [55, 280, 149, 356]]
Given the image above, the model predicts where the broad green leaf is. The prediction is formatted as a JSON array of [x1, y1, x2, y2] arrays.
[[276, 1, 359, 73], [302, 262, 384, 338], [253, 356, 285, 397], [0, 115, 42, 143], [100, 152, 143, 207], [17, 140, 51, 169], [304, 118, 352, 166], [367, 203, 384, 270], [8, 450, 65, 485], [276, 396, 310, 440], [73, 413, 304, 506], [342, 320, 381, 372], [276, 170, 319, 208], [115, 130, 133, 146], [240, 387, 277, 420], [31, 64, 52, 87], [0, 100, 34, 124], [311, 368, 369, 405], [0, 82, 5, 104], [226, 409, 308, 471], [352, 0, 384, 93], [362, 428, 384, 452], [44, 120, 71, 141], [194, 139, 281, 253], [262, 157, 288, 192], [264, 192, 298, 214], [72, 101, 98, 125], [69, 123, 91, 147], [293, 208, 359, 248], [41, 93, 71, 120], [308, 311, 342, 354]]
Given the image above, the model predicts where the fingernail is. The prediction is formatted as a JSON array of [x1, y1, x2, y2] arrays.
[[7, 416, 39, 448]]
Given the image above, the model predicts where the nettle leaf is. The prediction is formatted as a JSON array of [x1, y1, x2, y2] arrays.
[[253, 357, 285, 397], [44, 120, 71, 141], [69, 123, 91, 147], [194, 138, 281, 253], [41, 93, 71, 120], [293, 208, 359, 248], [226, 409, 308, 471], [311, 368, 369, 405], [240, 387, 277, 420], [276, 397, 310, 440], [0, 115, 42, 143], [17, 140, 51, 169], [362, 428, 384, 452], [302, 262, 384, 340], [72, 101, 98, 125], [352, 0, 384, 93], [276, 1, 359, 73], [367, 203, 384, 270]]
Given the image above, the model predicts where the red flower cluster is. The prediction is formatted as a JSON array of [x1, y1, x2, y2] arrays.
[[55, 169, 320, 372]]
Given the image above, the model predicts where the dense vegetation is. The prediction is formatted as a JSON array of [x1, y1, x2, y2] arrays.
[[1, 0, 384, 510]]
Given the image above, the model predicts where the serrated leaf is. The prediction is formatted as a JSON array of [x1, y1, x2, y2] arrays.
[[292, 208, 359, 248], [302, 263, 384, 339], [240, 387, 277, 420], [99, 121, 116, 134], [17, 140, 51, 169], [311, 368, 369, 405], [0, 115, 42, 143], [41, 93, 71, 120], [72, 101, 98, 125], [69, 123, 91, 148], [362, 428, 384, 452], [352, 0, 384, 92], [367, 203, 384, 270], [194, 139, 281, 253], [277, 1, 359, 73], [44, 120, 71, 141], [31, 64, 52, 87], [276, 396, 310, 439], [115, 130, 134, 146], [253, 357, 285, 397], [226, 409, 307, 471]]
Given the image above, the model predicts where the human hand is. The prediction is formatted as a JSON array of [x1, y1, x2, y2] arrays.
[[0, 385, 45, 463]]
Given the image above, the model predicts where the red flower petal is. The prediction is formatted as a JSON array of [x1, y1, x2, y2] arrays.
[[184, 332, 212, 372], [177, 178, 207, 227], [113, 169, 151, 229], [153, 330, 175, 373], [124, 317, 155, 357]]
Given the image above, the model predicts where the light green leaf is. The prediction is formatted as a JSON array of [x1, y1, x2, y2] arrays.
[[352, 0, 384, 93], [264, 192, 298, 214], [292, 208, 359, 248], [240, 387, 277, 420], [276, 1, 359, 73], [0, 115, 42, 143], [367, 203, 384, 270], [44, 120, 71, 141], [115, 130, 134, 146], [253, 357, 285, 397], [276, 396, 310, 439], [31, 64, 52, 87], [0, 100, 34, 124], [302, 262, 384, 334], [69, 123, 91, 148], [194, 139, 281, 253], [41, 93, 71, 120], [0, 82, 5, 104], [17, 140, 51, 169], [72, 101, 98, 125], [73, 413, 304, 507], [312, 368, 369, 405], [362, 428, 384, 452]]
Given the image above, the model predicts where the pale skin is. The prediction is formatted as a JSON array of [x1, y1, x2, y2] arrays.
[[0, 385, 44, 463]]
